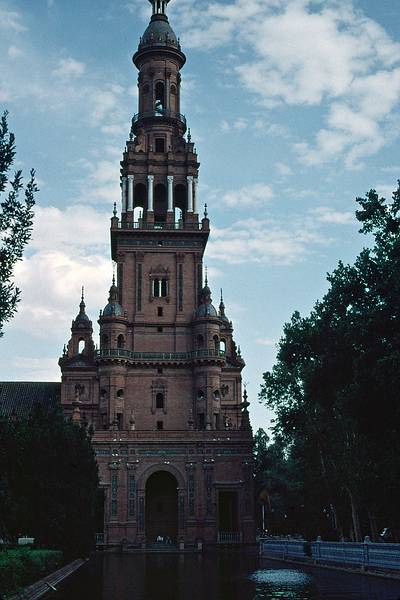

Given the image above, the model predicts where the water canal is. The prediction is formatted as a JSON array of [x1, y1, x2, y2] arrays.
[[57, 552, 400, 600]]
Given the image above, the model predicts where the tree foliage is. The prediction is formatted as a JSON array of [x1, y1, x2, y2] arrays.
[[259, 182, 400, 542], [0, 406, 99, 558], [0, 111, 37, 337]]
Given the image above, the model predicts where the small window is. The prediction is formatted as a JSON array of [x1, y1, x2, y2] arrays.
[[198, 413, 205, 430], [214, 413, 220, 430], [153, 278, 168, 298], [117, 334, 125, 349], [157, 307, 163, 317], [116, 413, 123, 431], [197, 390, 205, 400], [213, 390, 220, 401], [155, 138, 165, 153], [78, 339, 85, 353], [220, 339, 226, 353], [171, 84, 177, 95], [157, 326, 163, 333], [157, 420, 163, 430], [156, 393, 164, 409], [157, 367, 163, 374], [117, 389, 124, 399]]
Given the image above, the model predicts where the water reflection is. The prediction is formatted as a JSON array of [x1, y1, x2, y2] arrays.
[[57, 553, 400, 600]]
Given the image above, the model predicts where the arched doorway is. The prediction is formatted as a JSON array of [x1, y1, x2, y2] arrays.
[[145, 471, 178, 544]]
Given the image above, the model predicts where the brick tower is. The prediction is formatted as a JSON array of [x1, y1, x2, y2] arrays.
[[60, 0, 254, 547]]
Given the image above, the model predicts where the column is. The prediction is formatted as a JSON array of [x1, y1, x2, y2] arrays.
[[127, 175, 134, 212], [187, 176, 193, 213], [193, 178, 199, 214], [121, 176, 127, 214], [167, 176, 174, 212], [147, 175, 154, 212]]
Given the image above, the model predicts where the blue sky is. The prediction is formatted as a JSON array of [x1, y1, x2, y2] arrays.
[[0, 0, 399, 431]]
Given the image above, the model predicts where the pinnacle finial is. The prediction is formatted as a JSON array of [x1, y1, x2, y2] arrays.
[[187, 128, 191, 143], [148, 0, 171, 17], [204, 203, 208, 218], [220, 288, 223, 303], [81, 286, 84, 302], [113, 202, 117, 217], [205, 265, 208, 287]]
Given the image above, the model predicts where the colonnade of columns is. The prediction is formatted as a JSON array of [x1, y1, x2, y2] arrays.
[[120, 175, 198, 217]]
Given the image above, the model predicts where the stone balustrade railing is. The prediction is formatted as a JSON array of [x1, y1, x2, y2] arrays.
[[95, 348, 226, 363], [260, 537, 400, 572]]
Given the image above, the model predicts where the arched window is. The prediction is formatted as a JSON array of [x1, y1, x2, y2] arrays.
[[197, 390, 205, 400], [197, 334, 204, 348], [155, 82, 164, 112], [220, 339, 226, 353], [213, 335, 220, 352], [174, 183, 186, 215], [156, 392, 164, 409], [78, 339, 85, 353], [117, 334, 125, 349], [213, 389, 220, 401], [117, 389, 124, 400], [154, 183, 167, 222], [170, 84, 177, 112], [101, 334, 109, 348], [134, 182, 146, 216]]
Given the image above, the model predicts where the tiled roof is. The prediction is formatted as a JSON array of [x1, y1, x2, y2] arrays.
[[0, 382, 61, 419]]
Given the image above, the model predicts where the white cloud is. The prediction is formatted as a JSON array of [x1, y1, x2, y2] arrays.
[[1, 357, 60, 381], [275, 162, 292, 176], [312, 207, 354, 225], [53, 57, 86, 79], [0, 6, 27, 32], [381, 165, 400, 174], [170, 0, 400, 168], [222, 183, 274, 207], [220, 117, 248, 132], [10, 204, 111, 342], [7, 45, 22, 58], [255, 337, 276, 346], [208, 217, 326, 266]]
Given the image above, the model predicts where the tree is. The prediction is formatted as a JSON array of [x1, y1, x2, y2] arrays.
[[0, 111, 37, 337], [0, 406, 99, 558], [260, 181, 400, 542]]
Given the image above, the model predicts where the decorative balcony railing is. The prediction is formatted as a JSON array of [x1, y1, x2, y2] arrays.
[[95, 348, 226, 362], [117, 221, 203, 231], [217, 532, 243, 544], [132, 110, 186, 129]]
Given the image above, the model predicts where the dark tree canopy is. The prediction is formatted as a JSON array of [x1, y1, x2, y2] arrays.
[[259, 182, 400, 542], [0, 406, 99, 558], [0, 111, 37, 337]]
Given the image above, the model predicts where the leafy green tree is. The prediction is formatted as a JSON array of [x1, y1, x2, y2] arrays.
[[0, 406, 99, 558], [260, 182, 400, 542], [0, 111, 37, 337]]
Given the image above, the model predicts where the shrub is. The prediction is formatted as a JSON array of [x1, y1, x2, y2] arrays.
[[0, 548, 62, 597]]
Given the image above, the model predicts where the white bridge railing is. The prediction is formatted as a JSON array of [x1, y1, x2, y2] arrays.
[[260, 537, 400, 571], [218, 532, 243, 544]]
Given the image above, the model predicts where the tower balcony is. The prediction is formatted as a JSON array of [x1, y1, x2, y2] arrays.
[[95, 348, 226, 365], [131, 109, 187, 134], [117, 220, 203, 231]]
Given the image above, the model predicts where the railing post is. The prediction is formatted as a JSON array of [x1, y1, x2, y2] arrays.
[[363, 536, 371, 571], [315, 536, 322, 563]]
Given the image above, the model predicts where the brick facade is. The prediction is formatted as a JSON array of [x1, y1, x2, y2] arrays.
[[59, 0, 255, 547]]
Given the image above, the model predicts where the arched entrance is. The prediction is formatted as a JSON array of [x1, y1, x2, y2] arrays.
[[145, 471, 178, 544]]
